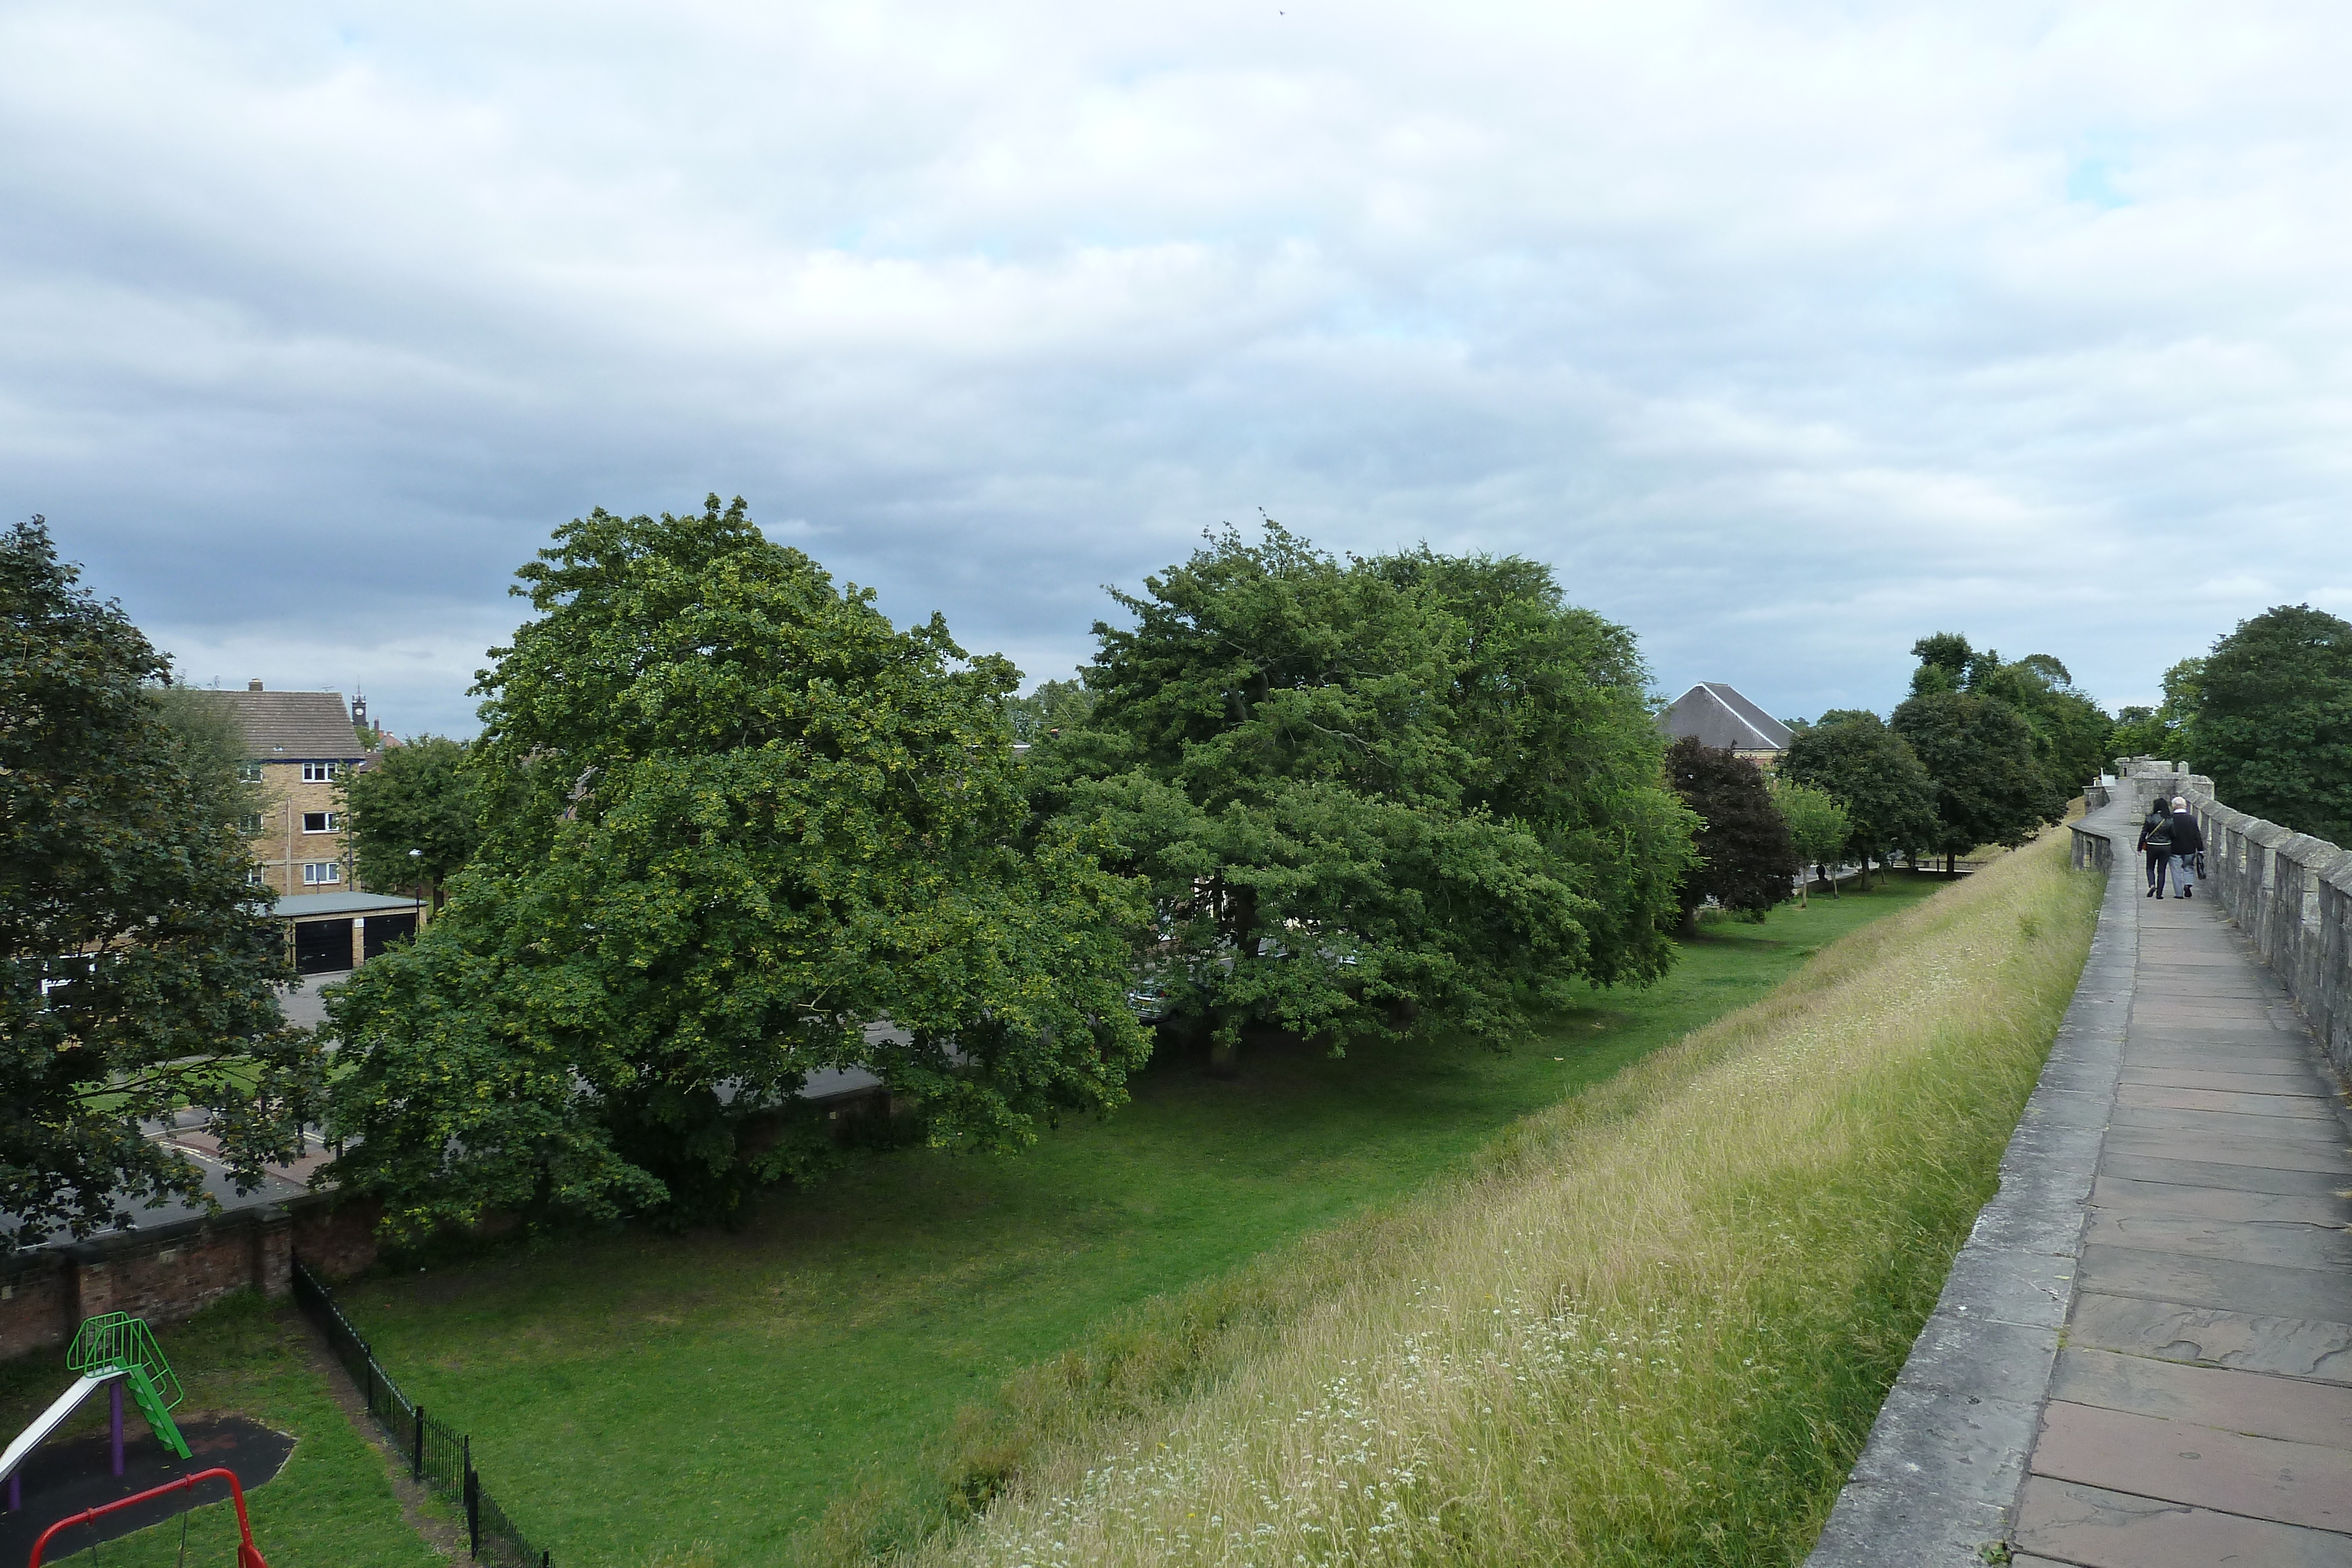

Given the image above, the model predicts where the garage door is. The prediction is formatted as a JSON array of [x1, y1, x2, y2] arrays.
[[362, 912, 418, 959], [293, 919, 354, 975]]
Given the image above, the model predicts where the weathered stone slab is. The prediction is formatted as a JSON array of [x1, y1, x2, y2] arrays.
[[1897, 1313, 2062, 1405], [1849, 1383, 2040, 1506], [1806, 1476, 2012, 1568], [2103, 1126, 2352, 1174], [2049, 1346, 2352, 1450], [2090, 1173, 2352, 1226], [1933, 1238, 2080, 1330], [2012, 1476, 2352, 1567], [2120, 1064, 2330, 1092], [2068, 1291, 2352, 1381], [2029, 1400, 2352, 1532], [2116, 1082, 2340, 1118], [2107, 1102, 2348, 1146], [2082, 1209, 2352, 1272], [2077, 1242, 2352, 1321], [2096, 1151, 2352, 1197]]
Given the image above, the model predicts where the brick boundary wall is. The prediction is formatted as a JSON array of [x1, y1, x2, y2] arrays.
[[2121, 761, 2352, 1079], [1, 1194, 378, 1363]]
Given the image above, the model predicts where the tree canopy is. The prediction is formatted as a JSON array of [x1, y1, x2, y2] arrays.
[[1777, 710, 1935, 881], [1906, 632, 2112, 804], [1768, 775, 1850, 903], [1663, 738, 1794, 932], [2110, 658, 2204, 764], [1027, 524, 1694, 1071], [1891, 689, 2057, 862], [2194, 604, 2352, 843], [345, 734, 481, 902], [2, 518, 320, 1249], [322, 498, 1152, 1238]]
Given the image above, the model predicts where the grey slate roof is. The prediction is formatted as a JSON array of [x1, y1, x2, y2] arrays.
[[273, 891, 425, 919], [1657, 683, 1795, 753], [185, 687, 368, 761]]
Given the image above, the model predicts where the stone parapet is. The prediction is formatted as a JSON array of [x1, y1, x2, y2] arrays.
[[2119, 761, 2352, 1078]]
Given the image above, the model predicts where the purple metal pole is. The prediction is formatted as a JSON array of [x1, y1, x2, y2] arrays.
[[111, 1380, 124, 1477], [8, 1468, 20, 1512]]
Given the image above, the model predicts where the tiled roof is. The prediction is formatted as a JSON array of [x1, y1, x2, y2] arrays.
[[1657, 683, 1795, 753], [183, 687, 369, 761]]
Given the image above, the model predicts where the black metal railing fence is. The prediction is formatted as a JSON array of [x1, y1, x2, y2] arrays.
[[292, 1259, 552, 1567]]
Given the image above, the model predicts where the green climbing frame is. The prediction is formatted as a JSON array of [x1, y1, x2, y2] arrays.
[[67, 1313, 192, 1460]]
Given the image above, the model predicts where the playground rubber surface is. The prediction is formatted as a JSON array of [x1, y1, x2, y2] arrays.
[[0, 1417, 292, 1563]]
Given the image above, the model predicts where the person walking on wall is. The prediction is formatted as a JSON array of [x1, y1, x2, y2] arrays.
[[2169, 795, 2205, 900], [2138, 797, 2174, 897]]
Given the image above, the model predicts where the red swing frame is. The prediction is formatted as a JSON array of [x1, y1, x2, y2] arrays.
[[26, 1467, 266, 1568]]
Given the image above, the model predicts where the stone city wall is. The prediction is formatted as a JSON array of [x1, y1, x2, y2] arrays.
[[2118, 760, 2352, 1079]]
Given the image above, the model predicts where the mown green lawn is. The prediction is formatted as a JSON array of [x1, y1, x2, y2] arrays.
[[327, 876, 1946, 1568]]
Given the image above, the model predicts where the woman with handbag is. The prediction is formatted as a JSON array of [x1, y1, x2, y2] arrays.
[[2137, 799, 2174, 897]]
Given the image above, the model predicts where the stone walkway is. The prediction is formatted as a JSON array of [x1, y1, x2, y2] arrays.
[[2011, 858, 2352, 1564]]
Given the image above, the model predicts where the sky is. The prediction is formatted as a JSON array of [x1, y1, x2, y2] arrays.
[[7, 1, 2350, 738]]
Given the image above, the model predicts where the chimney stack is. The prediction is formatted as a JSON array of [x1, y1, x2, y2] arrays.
[[248, 678, 263, 691]]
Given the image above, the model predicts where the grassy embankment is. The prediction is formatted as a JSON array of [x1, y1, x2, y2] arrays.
[[299, 875, 1945, 1568], [897, 827, 2101, 1568], [0, 867, 1975, 1568]]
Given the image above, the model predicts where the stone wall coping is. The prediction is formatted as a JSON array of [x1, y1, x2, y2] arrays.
[[1804, 804, 2137, 1566], [4, 1189, 334, 1280]]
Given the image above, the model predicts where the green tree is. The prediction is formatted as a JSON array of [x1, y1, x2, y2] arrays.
[[2, 518, 322, 1249], [151, 681, 267, 834], [322, 497, 1151, 1238], [1003, 677, 1098, 743], [1030, 524, 1693, 1075], [2194, 605, 2352, 842], [1768, 775, 1850, 904], [1892, 689, 2057, 871], [1663, 738, 1795, 934], [345, 735, 479, 904], [1777, 710, 1936, 888], [2110, 657, 2205, 764], [1907, 633, 2112, 804]]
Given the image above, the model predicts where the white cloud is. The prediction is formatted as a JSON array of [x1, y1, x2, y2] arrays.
[[6, 0, 2352, 729]]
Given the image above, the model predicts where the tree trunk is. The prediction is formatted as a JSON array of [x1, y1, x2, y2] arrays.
[[1208, 1036, 1241, 1080], [1679, 903, 1702, 939]]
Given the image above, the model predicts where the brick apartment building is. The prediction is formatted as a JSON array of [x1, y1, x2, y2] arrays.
[[192, 681, 375, 896], [181, 683, 426, 974]]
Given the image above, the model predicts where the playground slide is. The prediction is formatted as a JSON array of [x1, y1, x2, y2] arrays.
[[0, 1370, 125, 1489]]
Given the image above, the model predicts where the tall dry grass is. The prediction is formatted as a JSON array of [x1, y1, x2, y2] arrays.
[[901, 829, 2101, 1568]]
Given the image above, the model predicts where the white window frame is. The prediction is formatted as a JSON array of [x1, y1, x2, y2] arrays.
[[302, 761, 341, 783], [301, 810, 338, 834], [302, 861, 342, 885], [238, 761, 264, 783]]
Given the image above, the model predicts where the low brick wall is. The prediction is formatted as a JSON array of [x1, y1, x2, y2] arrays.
[[2120, 763, 2352, 1078], [1, 1193, 378, 1363]]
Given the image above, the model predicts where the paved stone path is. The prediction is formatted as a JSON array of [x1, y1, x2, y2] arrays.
[[2010, 862, 2352, 1566]]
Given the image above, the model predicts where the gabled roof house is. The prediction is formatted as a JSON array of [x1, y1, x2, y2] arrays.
[[1657, 682, 1794, 762]]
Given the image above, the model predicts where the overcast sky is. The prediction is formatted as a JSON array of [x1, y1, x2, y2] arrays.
[[8, 1, 2348, 737]]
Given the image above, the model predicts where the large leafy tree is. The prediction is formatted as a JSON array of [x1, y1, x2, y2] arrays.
[[2111, 657, 2204, 765], [322, 498, 1151, 1238], [2194, 604, 2352, 843], [1663, 738, 1794, 934], [1892, 690, 2056, 870], [1777, 710, 1936, 887], [1029, 524, 1693, 1074], [345, 735, 480, 904], [1907, 633, 2112, 804], [2, 519, 321, 1249]]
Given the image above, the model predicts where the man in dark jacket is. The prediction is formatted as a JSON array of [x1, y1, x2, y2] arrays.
[[2137, 800, 2174, 897], [2169, 796, 2206, 899]]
